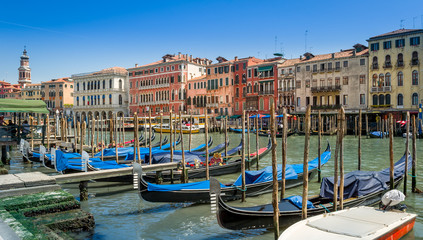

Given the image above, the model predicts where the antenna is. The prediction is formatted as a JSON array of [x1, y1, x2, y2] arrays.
[[275, 36, 277, 52], [305, 30, 308, 53], [400, 19, 405, 29]]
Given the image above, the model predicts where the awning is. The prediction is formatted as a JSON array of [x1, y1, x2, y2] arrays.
[[230, 115, 242, 119], [258, 65, 273, 71], [0, 99, 49, 114], [216, 115, 227, 120], [249, 114, 265, 118]]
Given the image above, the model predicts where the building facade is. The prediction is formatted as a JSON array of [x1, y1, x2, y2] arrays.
[[21, 83, 42, 100], [18, 48, 31, 87], [367, 29, 423, 116], [186, 75, 207, 115], [41, 78, 74, 114], [294, 45, 369, 113], [277, 58, 301, 113], [72, 67, 128, 119], [128, 53, 210, 116]]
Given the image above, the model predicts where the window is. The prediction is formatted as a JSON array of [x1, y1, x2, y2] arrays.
[[395, 39, 405, 48], [296, 97, 301, 107], [335, 77, 340, 86], [76, 83, 79, 91], [379, 94, 385, 105], [306, 97, 310, 106], [296, 66, 301, 72], [296, 80, 301, 88], [410, 37, 420, 46], [109, 94, 112, 104], [119, 95, 122, 105], [226, 77, 229, 86], [397, 53, 404, 67], [370, 43, 379, 51], [254, 68, 258, 77], [360, 94, 365, 105], [412, 70, 419, 85], [385, 55, 391, 67], [359, 75, 365, 84], [306, 65, 310, 71], [343, 61, 348, 68], [219, 78, 223, 87], [412, 51, 419, 65], [335, 61, 341, 70], [397, 94, 403, 106], [312, 65, 317, 72], [385, 73, 391, 86], [385, 94, 391, 105], [248, 69, 251, 78], [372, 56, 378, 69], [243, 63, 246, 70], [305, 80, 310, 88], [398, 72, 403, 86], [383, 41, 391, 49], [412, 93, 419, 105], [343, 95, 348, 105], [360, 59, 365, 66], [342, 77, 349, 85]]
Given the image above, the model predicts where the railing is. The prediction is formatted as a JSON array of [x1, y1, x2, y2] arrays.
[[370, 86, 391, 92], [335, 67, 341, 71], [311, 104, 342, 110], [371, 104, 391, 108], [74, 104, 126, 109], [138, 100, 170, 106], [206, 103, 219, 108], [372, 64, 379, 70], [76, 88, 126, 94], [383, 62, 392, 68], [411, 59, 419, 66], [278, 87, 295, 92], [311, 85, 341, 92], [140, 83, 170, 90], [259, 90, 274, 95], [396, 61, 404, 67]]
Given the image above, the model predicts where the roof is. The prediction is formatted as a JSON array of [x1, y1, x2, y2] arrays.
[[0, 99, 48, 114], [43, 77, 72, 84], [278, 58, 302, 67], [296, 49, 369, 64], [72, 67, 127, 78], [188, 75, 207, 82], [368, 29, 423, 41], [128, 54, 210, 70]]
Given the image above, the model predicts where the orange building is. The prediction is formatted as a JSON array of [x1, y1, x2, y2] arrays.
[[186, 75, 207, 114], [41, 77, 74, 114]]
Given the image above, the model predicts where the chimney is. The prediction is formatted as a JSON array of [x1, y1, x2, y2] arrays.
[[178, 52, 181, 59], [135, 63, 138, 67], [331, 53, 335, 59], [300, 55, 302, 60], [190, 55, 193, 62], [353, 50, 356, 56], [235, 56, 238, 61]]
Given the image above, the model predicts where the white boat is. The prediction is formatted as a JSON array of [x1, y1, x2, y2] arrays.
[[279, 190, 417, 240]]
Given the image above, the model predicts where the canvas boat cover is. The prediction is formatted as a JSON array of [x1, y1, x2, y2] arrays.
[[55, 150, 129, 172], [232, 148, 331, 186], [94, 146, 168, 162], [370, 131, 388, 137], [221, 139, 242, 157], [146, 148, 331, 192], [319, 154, 411, 199]]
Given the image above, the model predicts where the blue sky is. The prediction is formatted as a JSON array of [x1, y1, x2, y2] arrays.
[[1, 0, 422, 84]]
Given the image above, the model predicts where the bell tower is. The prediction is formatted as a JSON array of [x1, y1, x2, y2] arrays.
[[18, 47, 31, 87]]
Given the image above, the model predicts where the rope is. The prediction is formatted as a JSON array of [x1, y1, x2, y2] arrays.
[[319, 204, 330, 213], [408, 173, 417, 178], [232, 185, 247, 192]]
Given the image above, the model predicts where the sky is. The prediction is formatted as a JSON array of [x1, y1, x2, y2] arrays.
[[1, 0, 422, 84]]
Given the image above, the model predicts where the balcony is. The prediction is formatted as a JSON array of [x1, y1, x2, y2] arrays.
[[371, 86, 391, 93], [327, 67, 333, 72], [278, 87, 295, 92], [74, 104, 125, 110], [311, 85, 341, 93], [312, 69, 318, 73], [411, 59, 419, 66], [319, 69, 326, 73], [206, 103, 219, 108], [259, 90, 274, 95], [383, 62, 392, 68], [311, 104, 342, 110], [371, 63, 379, 70], [396, 61, 404, 67], [141, 83, 170, 90], [335, 67, 341, 71]]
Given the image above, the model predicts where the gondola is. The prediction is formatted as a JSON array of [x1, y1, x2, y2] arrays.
[[139, 131, 156, 147], [258, 130, 296, 138], [369, 131, 388, 138], [188, 138, 229, 156], [229, 127, 258, 133], [174, 136, 213, 153], [150, 136, 168, 148], [142, 137, 272, 183], [296, 129, 318, 135], [159, 134, 182, 150], [213, 153, 411, 230], [133, 143, 330, 203]]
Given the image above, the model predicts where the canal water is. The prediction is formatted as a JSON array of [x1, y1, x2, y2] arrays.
[[6, 132, 423, 239]]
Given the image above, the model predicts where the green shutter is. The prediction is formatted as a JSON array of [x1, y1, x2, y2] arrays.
[[258, 65, 273, 71]]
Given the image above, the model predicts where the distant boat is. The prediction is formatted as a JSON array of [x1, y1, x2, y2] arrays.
[[370, 131, 388, 138], [279, 190, 417, 240], [153, 124, 200, 134]]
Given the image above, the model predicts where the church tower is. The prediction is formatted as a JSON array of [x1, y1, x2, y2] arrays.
[[18, 48, 31, 87]]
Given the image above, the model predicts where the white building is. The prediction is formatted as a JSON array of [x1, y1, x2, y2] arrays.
[[72, 67, 129, 120]]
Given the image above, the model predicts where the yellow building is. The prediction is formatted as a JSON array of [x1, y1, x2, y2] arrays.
[[367, 29, 422, 114], [21, 83, 42, 100]]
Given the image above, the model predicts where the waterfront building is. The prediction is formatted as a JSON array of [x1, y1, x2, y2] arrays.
[[0, 81, 21, 99], [41, 77, 74, 114], [294, 45, 369, 113], [245, 57, 283, 114], [205, 57, 236, 116], [367, 29, 423, 117], [277, 58, 301, 113], [128, 53, 210, 116], [233, 56, 263, 115], [20, 84, 42, 100], [186, 75, 207, 115], [72, 67, 128, 120]]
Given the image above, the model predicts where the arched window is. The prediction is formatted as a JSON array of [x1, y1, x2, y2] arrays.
[[372, 56, 378, 68], [385, 94, 391, 105], [412, 51, 418, 65], [259, 98, 264, 110], [171, 90, 175, 101], [412, 70, 419, 85], [372, 74, 377, 87], [119, 94, 122, 105], [412, 93, 418, 105], [109, 94, 112, 104], [372, 95, 378, 105], [109, 79, 113, 89], [83, 82, 86, 90], [235, 75, 239, 84], [378, 74, 384, 87], [379, 94, 385, 105], [76, 97, 79, 106], [385, 55, 391, 67], [83, 96, 86, 106], [397, 94, 403, 106], [397, 53, 404, 66], [385, 73, 391, 86], [398, 72, 403, 86], [87, 82, 90, 90], [102, 80, 105, 89], [76, 83, 79, 91]]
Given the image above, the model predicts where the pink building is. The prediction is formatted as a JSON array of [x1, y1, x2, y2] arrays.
[[186, 75, 207, 114]]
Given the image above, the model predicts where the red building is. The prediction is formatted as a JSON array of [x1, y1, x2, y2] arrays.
[[127, 53, 211, 116], [245, 57, 284, 114]]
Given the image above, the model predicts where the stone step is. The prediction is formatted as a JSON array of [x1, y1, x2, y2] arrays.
[[1, 190, 75, 212], [18, 200, 80, 217], [35, 209, 95, 232]]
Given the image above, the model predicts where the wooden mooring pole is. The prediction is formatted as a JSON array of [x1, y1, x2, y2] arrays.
[[205, 109, 209, 180], [160, 112, 163, 149], [224, 118, 228, 159], [241, 110, 246, 202], [358, 110, 362, 170], [270, 102, 279, 239], [333, 109, 341, 211], [247, 112, 251, 170], [255, 113, 259, 170], [179, 112, 187, 183], [339, 107, 345, 210], [189, 112, 192, 151], [149, 109, 152, 164], [404, 112, 410, 195], [302, 105, 311, 219], [412, 116, 417, 193], [169, 110, 174, 184], [281, 107, 288, 199], [317, 110, 322, 182], [389, 114, 394, 190]]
